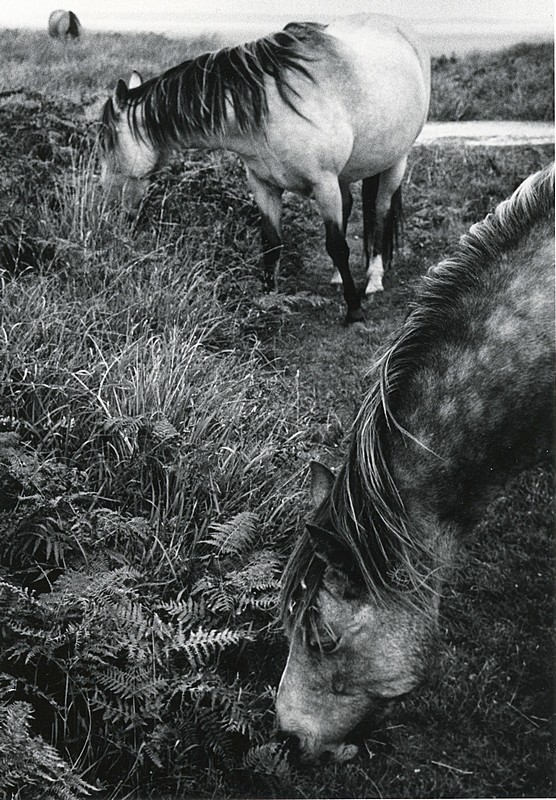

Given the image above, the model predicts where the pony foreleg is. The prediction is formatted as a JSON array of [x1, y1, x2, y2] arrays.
[[315, 177, 363, 324], [260, 211, 283, 292], [246, 169, 283, 292], [331, 182, 353, 287]]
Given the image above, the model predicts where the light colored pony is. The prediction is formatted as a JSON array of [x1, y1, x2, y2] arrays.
[[277, 163, 555, 761], [99, 14, 430, 323]]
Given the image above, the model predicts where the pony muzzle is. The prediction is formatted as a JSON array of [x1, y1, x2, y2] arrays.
[[276, 726, 359, 763], [301, 736, 359, 763]]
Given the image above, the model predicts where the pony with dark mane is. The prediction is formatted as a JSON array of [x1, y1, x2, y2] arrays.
[[98, 14, 430, 323], [277, 163, 555, 762], [48, 9, 81, 39]]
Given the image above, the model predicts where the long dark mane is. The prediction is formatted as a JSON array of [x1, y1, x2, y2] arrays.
[[281, 163, 555, 632], [101, 23, 326, 152]]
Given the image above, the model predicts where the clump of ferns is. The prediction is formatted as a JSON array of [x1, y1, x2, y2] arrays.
[[0, 518, 279, 788], [194, 511, 282, 629], [164, 512, 283, 742], [0, 431, 286, 787]]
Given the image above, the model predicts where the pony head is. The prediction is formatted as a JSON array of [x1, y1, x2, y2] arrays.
[[99, 71, 159, 213], [276, 461, 443, 762]]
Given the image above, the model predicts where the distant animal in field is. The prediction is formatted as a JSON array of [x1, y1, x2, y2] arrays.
[[276, 163, 555, 762], [99, 14, 430, 324], [48, 9, 81, 39]]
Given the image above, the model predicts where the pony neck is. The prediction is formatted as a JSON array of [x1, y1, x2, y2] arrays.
[[379, 236, 553, 535]]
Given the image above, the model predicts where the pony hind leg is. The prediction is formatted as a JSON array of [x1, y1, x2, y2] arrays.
[[363, 158, 406, 296], [246, 168, 283, 292], [314, 175, 363, 324], [331, 182, 353, 287]]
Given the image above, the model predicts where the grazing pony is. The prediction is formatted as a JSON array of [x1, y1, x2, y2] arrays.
[[277, 164, 555, 761], [99, 14, 430, 323], [48, 9, 81, 39]]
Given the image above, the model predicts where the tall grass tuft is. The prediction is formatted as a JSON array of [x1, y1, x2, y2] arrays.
[[0, 95, 314, 796]]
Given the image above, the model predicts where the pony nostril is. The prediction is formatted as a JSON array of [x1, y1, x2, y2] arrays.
[[276, 730, 301, 760]]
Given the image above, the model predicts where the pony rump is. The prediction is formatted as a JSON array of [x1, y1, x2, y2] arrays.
[[100, 26, 324, 154], [281, 163, 555, 635]]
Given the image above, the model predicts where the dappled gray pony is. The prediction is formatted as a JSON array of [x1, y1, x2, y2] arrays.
[[99, 14, 430, 323], [277, 163, 555, 761], [48, 9, 81, 39]]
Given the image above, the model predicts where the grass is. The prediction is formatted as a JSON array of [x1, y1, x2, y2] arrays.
[[0, 30, 222, 102], [0, 27, 553, 800], [430, 42, 554, 121], [0, 30, 553, 121]]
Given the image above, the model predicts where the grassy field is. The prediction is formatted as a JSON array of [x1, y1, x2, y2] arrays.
[[0, 29, 553, 800], [429, 42, 554, 120]]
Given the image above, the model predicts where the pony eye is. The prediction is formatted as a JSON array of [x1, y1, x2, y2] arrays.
[[307, 633, 339, 654]]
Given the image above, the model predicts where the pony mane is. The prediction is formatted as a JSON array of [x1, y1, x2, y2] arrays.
[[281, 163, 555, 633], [101, 24, 326, 151]]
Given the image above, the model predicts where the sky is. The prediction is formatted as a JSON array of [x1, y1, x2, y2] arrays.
[[1, 0, 553, 40]]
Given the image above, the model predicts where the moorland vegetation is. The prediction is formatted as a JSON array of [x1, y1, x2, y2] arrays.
[[0, 30, 553, 799]]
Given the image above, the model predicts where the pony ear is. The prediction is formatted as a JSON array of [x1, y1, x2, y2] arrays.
[[112, 79, 128, 111], [309, 461, 334, 508], [306, 523, 350, 572], [128, 70, 143, 89]]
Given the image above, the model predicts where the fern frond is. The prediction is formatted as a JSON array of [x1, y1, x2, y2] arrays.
[[176, 627, 249, 669], [204, 511, 258, 556], [93, 665, 167, 702], [195, 707, 236, 762], [0, 700, 93, 798], [51, 565, 140, 603], [226, 548, 281, 588], [184, 672, 256, 738], [243, 742, 292, 779], [202, 584, 236, 615], [158, 596, 206, 626], [237, 591, 278, 613], [223, 549, 281, 615]]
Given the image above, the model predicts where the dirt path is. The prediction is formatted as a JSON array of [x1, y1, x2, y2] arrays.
[[417, 120, 554, 147]]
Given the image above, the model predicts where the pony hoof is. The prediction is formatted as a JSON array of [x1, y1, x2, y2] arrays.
[[345, 307, 365, 324], [365, 283, 384, 296]]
